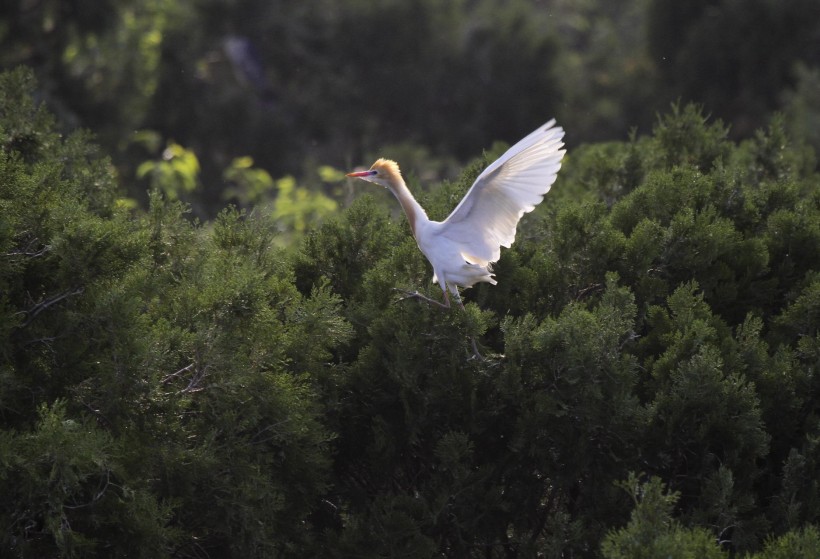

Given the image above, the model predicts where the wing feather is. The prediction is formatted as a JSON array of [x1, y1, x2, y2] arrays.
[[437, 121, 565, 264]]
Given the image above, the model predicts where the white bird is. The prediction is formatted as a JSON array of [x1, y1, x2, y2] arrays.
[[347, 120, 565, 356]]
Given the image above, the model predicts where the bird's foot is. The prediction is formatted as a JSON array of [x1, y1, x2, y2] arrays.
[[468, 336, 486, 362]]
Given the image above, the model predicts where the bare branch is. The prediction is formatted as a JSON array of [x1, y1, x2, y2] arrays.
[[161, 362, 209, 395], [1, 234, 51, 259], [180, 364, 209, 394], [18, 287, 84, 327], [161, 363, 195, 384]]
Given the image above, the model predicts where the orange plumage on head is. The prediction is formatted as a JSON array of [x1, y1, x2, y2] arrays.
[[370, 158, 402, 182]]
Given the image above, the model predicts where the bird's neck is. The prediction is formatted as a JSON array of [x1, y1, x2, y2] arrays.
[[387, 178, 427, 237]]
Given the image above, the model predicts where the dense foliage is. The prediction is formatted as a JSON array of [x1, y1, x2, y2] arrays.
[[2, 67, 819, 557]]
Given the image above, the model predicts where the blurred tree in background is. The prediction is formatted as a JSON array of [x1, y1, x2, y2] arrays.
[[647, 0, 820, 138], [2, 0, 817, 218]]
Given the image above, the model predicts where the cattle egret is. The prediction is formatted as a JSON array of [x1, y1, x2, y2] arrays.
[[347, 120, 565, 358]]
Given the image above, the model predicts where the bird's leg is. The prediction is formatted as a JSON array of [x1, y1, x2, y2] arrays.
[[393, 286, 484, 360], [392, 287, 451, 309], [452, 290, 485, 361]]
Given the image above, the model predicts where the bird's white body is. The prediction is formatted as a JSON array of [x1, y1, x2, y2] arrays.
[[418, 220, 497, 294], [348, 120, 565, 304]]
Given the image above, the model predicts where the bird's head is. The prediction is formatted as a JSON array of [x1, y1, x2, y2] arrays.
[[346, 158, 402, 189]]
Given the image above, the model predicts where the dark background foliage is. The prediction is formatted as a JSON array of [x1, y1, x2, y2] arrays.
[[2, 0, 818, 216]]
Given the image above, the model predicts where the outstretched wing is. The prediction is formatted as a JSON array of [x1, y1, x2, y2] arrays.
[[436, 120, 565, 264]]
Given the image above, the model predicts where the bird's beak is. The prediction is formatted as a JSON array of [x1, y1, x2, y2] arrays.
[[346, 170, 377, 178]]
